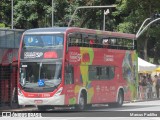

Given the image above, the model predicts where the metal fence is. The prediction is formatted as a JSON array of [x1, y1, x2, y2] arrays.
[[0, 29, 24, 48]]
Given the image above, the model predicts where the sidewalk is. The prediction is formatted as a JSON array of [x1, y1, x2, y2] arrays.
[[126, 97, 160, 103]]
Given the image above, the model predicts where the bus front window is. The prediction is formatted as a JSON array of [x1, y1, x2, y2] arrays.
[[20, 62, 62, 92]]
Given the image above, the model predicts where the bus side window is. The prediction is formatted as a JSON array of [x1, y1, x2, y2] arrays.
[[89, 66, 97, 80], [107, 66, 115, 80], [65, 65, 74, 84], [68, 33, 82, 47], [96, 67, 101, 80]]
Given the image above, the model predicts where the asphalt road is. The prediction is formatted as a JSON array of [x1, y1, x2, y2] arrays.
[[1, 100, 160, 120]]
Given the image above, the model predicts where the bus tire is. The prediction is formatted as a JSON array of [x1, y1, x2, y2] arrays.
[[108, 90, 124, 107], [75, 93, 86, 110]]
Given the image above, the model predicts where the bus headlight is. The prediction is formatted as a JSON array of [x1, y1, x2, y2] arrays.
[[18, 88, 24, 97], [55, 87, 63, 96]]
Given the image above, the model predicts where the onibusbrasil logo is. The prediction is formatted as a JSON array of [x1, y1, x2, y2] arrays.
[[1, 112, 42, 117]]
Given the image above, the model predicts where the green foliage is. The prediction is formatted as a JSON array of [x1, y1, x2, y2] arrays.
[[114, 0, 160, 63], [117, 22, 133, 33], [0, 0, 11, 27], [0, 23, 5, 28], [1, 0, 160, 63], [13, 0, 52, 28]]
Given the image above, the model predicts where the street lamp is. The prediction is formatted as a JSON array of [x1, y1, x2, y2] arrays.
[[136, 18, 151, 37], [68, 5, 116, 27], [136, 17, 160, 39], [103, 9, 110, 31]]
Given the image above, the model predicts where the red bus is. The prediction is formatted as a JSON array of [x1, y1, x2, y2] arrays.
[[0, 29, 24, 108], [18, 27, 138, 110]]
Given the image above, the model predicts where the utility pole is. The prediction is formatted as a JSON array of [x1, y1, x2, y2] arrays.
[[52, 0, 54, 27], [11, 0, 13, 29], [68, 5, 116, 27]]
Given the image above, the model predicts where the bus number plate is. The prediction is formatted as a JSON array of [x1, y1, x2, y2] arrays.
[[34, 100, 43, 104]]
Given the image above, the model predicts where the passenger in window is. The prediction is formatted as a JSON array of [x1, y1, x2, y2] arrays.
[[75, 39, 79, 43], [75, 39, 79, 46], [89, 39, 94, 44], [89, 39, 95, 47], [103, 39, 108, 45], [29, 74, 35, 83], [102, 39, 109, 48]]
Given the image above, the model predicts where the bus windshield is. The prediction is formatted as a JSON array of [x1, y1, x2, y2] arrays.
[[23, 34, 64, 48], [20, 62, 62, 92]]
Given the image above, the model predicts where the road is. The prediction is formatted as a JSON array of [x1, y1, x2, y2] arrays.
[[1, 100, 160, 120], [40, 100, 160, 117]]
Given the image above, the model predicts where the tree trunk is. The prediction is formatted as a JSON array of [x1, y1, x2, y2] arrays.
[[143, 34, 148, 61], [154, 56, 159, 64], [143, 0, 152, 61]]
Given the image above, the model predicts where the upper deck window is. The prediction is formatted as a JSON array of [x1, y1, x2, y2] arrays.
[[68, 32, 135, 50], [23, 34, 64, 48]]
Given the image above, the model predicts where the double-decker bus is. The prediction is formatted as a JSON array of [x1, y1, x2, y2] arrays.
[[18, 27, 137, 111]]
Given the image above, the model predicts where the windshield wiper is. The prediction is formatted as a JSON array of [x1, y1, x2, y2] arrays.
[[24, 46, 43, 48], [43, 46, 56, 48], [45, 80, 61, 89], [43, 45, 63, 48]]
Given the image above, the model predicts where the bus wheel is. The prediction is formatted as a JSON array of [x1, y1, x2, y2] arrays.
[[108, 90, 124, 107], [116, 90, 123, 107], [75, 93, 86, 110]]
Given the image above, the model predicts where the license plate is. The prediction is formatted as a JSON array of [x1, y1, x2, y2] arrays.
[[34, 100, 43, 104]]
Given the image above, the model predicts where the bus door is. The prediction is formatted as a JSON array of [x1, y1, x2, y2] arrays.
[[64, 65, 75, 105]]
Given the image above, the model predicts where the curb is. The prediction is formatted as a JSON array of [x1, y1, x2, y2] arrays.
[[125, 98, 160, 103]]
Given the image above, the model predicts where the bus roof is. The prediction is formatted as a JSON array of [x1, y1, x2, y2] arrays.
[[24, 27, 136, 39], [24, 27, 68, 34]]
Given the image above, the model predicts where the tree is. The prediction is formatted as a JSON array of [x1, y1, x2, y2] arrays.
[[0, 0, 11, 28], [65, 0, 116, 30], [14, 0, 52, 29], [1, 0, 160, 64], [1, 0, 117, 30], [114, 0, 160, 64]]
